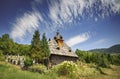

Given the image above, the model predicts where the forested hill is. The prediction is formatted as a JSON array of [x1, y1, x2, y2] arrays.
[[89, 44, 120, 54]]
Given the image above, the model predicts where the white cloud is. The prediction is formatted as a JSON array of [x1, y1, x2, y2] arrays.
[[66, 32, 90, 47], [92, 39, 107, 45], [86, 39, 109, 50], [10, 0, 120, 41], [48, 0, 120, 26], [10, 11, 43, 41], [49, 0, 86, 25]]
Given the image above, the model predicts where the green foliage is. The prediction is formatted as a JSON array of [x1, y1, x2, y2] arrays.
[[41, 33, 50, 66], [17, 44, 30, 55], [98, 54, 110, 68], [29, 64, 46, 73], [1, 61, 120, 79], [106, 44, 120, 53], [0, 34, 15, 55], [0, 31, 50, 66], [45, 71, 58, 79], [75, 49, 86, 62], [30, 30, 42, 63], [30, 30, 50, 65], [75, 49, 120, 68], [56, 61, 78, 79], [41, 33, 50, 58], [90, 44, 120, 54], [24, 56, 33, 67], [110, 54, 120, 65], [0, 62, 58, 79], [0, 50, 5, 61], [0, 34, 30, 56]]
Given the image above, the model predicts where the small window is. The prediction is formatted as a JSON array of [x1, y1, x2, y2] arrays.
[[54, 37, 56, 40], [68, 47, 71, 52], [69, 49, 71, 52], [60, 36, 63, 39], [56, 47, 60, 50]]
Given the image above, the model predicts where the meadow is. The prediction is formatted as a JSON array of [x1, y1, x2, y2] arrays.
[[0, 61, 120, 79]]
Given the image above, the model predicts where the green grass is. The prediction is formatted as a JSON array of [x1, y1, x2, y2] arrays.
[[0, 62, 57, 79], [0, 61, 120, 79], [78, 65, 120, 79]]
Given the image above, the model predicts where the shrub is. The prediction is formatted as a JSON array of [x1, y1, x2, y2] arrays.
[[29, 64, 47, 73], [45, 69, 58, 79], [57, 61, 78, 79], [24, 56, 33, 67], [0, 50, 5, 61], [98, 55, 110, 68]]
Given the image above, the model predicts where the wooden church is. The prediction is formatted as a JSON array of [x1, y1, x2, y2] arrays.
[[48, 31, 78, 66]]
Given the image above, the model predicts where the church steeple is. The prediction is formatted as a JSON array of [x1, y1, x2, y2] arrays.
[[56, 30, 59, 35], [54, 30, 63, 40], [54, 30, 64, 47]]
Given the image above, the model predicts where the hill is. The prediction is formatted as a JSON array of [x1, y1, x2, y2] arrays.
[[89, 44, 120, 53], [0, 61, 120, 79], [0, 62, 57, 79]]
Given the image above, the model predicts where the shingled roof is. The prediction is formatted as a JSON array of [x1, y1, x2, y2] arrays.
[[48, 39, 78, 57]]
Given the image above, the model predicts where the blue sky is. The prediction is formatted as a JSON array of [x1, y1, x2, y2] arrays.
[[0, 0, 120, 50]]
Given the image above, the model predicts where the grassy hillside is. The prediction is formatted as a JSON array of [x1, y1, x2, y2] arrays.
[[85, 65, 120, 79], [0, 61, 120, 79], [0, 62, 57, 79]]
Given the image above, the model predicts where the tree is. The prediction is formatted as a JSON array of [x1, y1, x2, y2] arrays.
[[75, 49, 111, 68], [0, 34, 15, 55], [30, 30, 42, 63], [41, 33, 50, 66], [85, 53, 91, 63], [107, 54, 113, 64], [75, 49, 86, 62], [98, 54, 110, 68], [16, 44, 30, 55]]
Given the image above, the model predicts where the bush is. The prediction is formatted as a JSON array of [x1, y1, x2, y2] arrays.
[[0, 50, 5, 61], [98, 55, 110, 68], [56, 61, 78, 79], [24, 56, 33, 67], [29, 64, 46, 73]]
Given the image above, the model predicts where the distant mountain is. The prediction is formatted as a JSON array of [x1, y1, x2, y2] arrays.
[[89, 44, 120, 54], [89, 48, 106, 53]]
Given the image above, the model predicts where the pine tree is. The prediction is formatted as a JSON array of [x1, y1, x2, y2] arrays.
[[30, 30, 41, 63], [41, 33, 50, 67]]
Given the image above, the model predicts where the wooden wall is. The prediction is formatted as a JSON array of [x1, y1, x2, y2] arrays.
[[50, 54, 78, 66]]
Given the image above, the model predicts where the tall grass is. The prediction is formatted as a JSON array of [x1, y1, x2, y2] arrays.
[[0, 61, 120, 79], [0, 62, 57, 79]]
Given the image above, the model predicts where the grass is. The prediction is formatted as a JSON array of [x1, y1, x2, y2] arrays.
[[0, 61, 120, 79], [98, 65, 120, 79], [0, 62, 57, 79], [79, 65, 120, 79]]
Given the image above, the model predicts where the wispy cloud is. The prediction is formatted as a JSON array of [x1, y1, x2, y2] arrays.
[[49, 0, 86, 26], [86, 38, 109, 50], [48, 0, 120, 25], [66, 32, 90, 47], [10, 11, 43, 41], [10, 0, 120, 41], [92, 39, 107, 45]]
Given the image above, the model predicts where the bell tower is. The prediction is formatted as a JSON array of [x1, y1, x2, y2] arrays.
[[54, 30, 64, 47]]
